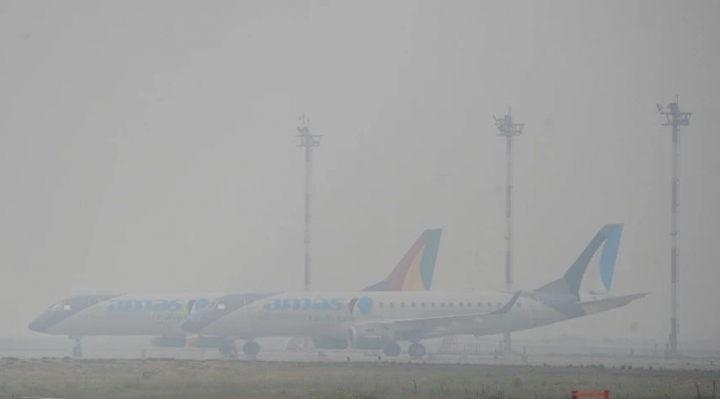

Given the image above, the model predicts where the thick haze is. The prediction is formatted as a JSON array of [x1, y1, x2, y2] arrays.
[[1, 1, 718, 345]]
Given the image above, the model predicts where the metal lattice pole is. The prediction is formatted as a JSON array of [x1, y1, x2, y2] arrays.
[[494, 110, 524, 353], [296, 116, 322, 292], [657, 96, 691, 356]]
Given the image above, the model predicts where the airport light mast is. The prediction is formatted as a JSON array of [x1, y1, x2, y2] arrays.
[[493, 109, 524, 353], [657, 96, 692, 356], [296, 116, 322, 292]]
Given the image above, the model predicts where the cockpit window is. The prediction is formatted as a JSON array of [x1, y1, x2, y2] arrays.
[[49, 303, 63, 310], [62, 304, 71, 310], [217, 303, 226, 310]]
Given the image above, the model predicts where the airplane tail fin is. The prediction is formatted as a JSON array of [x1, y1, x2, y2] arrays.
[[534, 224, 623, 299], [361, 229, 442, 292]]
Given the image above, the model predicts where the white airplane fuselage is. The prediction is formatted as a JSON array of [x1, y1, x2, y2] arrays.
[[190, 290, 631, 341], [184, 224, 645, 352], [29, 229, 443, 342], [29, 293, 223, 337]]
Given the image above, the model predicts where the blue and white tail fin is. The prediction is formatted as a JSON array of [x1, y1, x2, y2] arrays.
[[580, 224, 623, 296], [534, 224, 623, 299]]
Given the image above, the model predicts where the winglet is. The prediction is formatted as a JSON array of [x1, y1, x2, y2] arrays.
[[493, 291, 522, 315], [361, 229, 442, 292]]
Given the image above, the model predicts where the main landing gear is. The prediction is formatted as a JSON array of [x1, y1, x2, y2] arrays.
[[380, 342, 425, 359], [382, 342, 401, 357], [70, 336, 83, 359], [218, 341, 238, 359], [408, 342, 426, 360], [243, 341, 260, 359]]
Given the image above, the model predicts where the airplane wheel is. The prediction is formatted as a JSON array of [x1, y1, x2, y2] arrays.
[[219, 342, 238, 359], [408, 342, 426, 359], [228, 346, 238, 359], [382, 342, 401, 357], [72, 346, 83, 359], [71, 337, 83, 359], [243, 341, 260, 358]]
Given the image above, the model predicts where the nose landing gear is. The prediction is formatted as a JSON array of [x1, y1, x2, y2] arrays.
[[70, 336, 83, 359]]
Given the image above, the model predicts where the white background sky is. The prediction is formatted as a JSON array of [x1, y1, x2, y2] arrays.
[[1, 1, 718, 345]]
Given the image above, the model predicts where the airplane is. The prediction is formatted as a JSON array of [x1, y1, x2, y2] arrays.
[[182, 224, 646, 359], [27, 228, 442, 358]]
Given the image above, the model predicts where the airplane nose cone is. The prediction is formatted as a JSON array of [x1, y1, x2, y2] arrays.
[[181, 319, 206, 334], [28, 311, 66, 334], [182, 312, 221, 334], [182, 308, 230, 334], [28, 317, 47, 333]]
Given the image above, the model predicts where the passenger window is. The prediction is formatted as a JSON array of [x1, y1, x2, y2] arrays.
[[389, 303, 395, 308], [487, 302, 492, 308], [379, 303, 384, 309], [421, 303, 426, 308], [449, 303, 454, 308], [411, 303, 416, 308], [497, 302, 502, 308], [477, 302, 482, 307], [459, 303, 464, 307], [431, 303, 436, 308], [467, 302, 472, 308], [400, 303, 405, 308], [440, 303, 445, 308]]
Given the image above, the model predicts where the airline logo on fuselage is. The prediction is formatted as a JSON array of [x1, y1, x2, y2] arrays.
[[356, 296, 373, 316]]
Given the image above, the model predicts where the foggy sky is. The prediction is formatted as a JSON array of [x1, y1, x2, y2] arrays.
[[1, 1, 719, 345]]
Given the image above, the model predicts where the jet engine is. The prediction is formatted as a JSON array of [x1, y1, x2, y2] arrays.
[[150, 336, 187, 347]]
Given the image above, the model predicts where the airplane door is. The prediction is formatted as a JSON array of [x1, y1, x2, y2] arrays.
[[348, 298, 358, 318]]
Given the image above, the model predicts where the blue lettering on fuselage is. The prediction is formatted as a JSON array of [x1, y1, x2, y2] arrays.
[[263, 297, 345, 311], [107, 299, 189, 312]]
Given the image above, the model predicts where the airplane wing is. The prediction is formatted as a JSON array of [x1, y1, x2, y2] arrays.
[[354, 291, 522, 340]]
